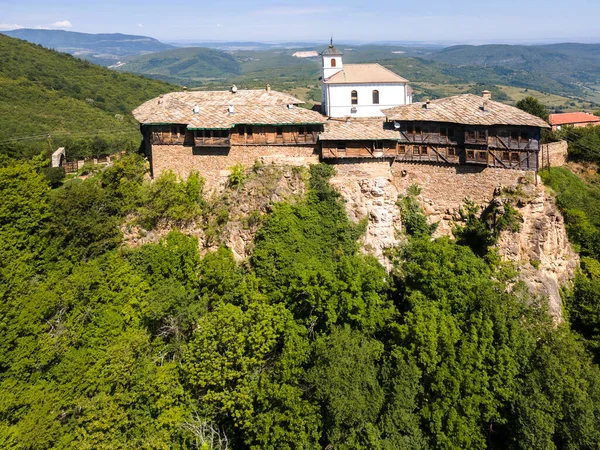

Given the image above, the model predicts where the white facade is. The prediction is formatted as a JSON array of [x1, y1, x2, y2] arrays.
[[320, 43, 411, 118], [322, 54, 343, 80], [324, 83, 410, 118]]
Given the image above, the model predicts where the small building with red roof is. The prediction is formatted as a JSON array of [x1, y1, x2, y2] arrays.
[[548, 112, 600, 130]]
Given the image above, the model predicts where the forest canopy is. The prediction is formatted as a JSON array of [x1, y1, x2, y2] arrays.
[[1, 153, 599, 449]]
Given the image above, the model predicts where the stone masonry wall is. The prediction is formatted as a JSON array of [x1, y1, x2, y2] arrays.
[[544, 140, 568, 168], [151, 144, 319, 190], [390, 161, 531, 235]]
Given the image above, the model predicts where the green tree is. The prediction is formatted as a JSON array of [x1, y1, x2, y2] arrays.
[[516, 96, 549, 121]]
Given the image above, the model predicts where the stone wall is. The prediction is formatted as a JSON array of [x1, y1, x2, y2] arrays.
[[390, 161, 531, 235], [542, 140, 568, 168], [151, 144, 319, 189]]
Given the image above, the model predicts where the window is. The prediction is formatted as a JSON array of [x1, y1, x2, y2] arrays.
[[420, 146, 428, 155], [467, 150, 475, 160], [247, 127, 253, 136], [337, 142, 346, 151], [306, 126, 313, 134], [520, 131, 528, 140], [238, 126, 244, 135], [466, 130, 476, 141], [440, 127, 447, 137], [331, 58, 336, 68], [413, 146, 420, 155], [375, 141, 384, 150], [276, 127, 283, 136], [502, 151, 510, 161], [407, 126, 414, 134], [351, 90, 358, 105], [511, 153, 520, 162], [448, 148, 456, 156], [398, 145, 406, 153], [415, 126, 422, 135], [511, 131, 519, 141], [372, 90, 379, 104], [478, 151, 487, 162]]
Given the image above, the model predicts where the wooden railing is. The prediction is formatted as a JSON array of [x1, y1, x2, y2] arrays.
[[194, 136, 231, 147]]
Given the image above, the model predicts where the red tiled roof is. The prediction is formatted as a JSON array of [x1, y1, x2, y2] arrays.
[[548, 112, 600, 126]]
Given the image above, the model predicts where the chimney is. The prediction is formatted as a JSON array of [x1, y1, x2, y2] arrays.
[[183, 86, 187, 94], [193, 105, 200, 114], [228, 104, 235, 114], [482, 90, 492, 100], [422, 100, 431, 109], [230, 85, 238, 93], [266, 84, 271, 93]]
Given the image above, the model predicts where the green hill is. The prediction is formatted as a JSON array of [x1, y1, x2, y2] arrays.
[[0, 34, 176, 159], [116, 47, 242, 84], [424, 44, 600, 98], [2, 29, 174, 66]]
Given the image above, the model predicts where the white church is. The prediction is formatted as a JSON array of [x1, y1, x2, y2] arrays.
[[320, 40, 412, 118]]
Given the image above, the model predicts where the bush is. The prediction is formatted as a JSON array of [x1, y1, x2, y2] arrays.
[[228, 164, 246, 187], [397, 184, 437, 237], [41, 166, 65, 188], [139, 171, 206, 229]]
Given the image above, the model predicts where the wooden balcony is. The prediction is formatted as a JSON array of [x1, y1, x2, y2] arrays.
[[194, 136, 231, 147], [151, 133, 185, 145], [488, 136, 539, 151]]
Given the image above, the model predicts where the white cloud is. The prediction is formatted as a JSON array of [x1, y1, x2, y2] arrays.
[[0, 23, 24, 31], [51, 20, 72, 28], [137, 23, 143, 27], [216, 23, 223, 28]]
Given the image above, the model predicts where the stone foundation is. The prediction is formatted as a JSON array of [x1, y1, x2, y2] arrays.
[[151, 144, 319, 189], [390, 161, 531, 235]]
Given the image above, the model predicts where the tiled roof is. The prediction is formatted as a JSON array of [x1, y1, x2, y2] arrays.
[[133, 89, 325, 128], [321, 44, 343, 56], [384, 94, 550, 128], [324, 63, 409, 84], [319, 118, 400, 140], [548, 112, 600, 126], [188, 104, 326, 129]]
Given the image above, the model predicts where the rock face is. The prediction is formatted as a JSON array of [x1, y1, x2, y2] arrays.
[[497, 187, 578, 321], [330, 160, 577, 321], [122, 165, 306, 260], [330, 162, 402, 266]]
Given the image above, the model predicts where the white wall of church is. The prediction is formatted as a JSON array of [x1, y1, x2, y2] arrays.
[[324, 83, 409, 118], [322, 56, 343, 80]]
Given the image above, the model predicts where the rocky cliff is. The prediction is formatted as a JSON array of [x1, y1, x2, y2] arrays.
[[331, 159, 577, 321]]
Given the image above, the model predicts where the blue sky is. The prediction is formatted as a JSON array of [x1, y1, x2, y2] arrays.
[[1, 0, 599, 43]]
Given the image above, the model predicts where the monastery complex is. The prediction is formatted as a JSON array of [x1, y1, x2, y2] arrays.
[[133, 41, 552, 188]]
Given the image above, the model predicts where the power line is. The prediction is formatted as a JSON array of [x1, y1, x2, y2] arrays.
[[0, 128, 141, 145]]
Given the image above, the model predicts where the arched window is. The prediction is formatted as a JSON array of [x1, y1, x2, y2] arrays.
[[351, 90, 358, 105], [372, 90, 379, 104], [331, 58, 336, 67]]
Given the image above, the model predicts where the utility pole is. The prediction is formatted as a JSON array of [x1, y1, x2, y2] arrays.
[[47, 134, 53, 166]]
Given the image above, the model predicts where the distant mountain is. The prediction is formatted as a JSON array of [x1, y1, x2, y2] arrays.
[[1, 29, 174, 65], [116, 47, 242, 84], [425, 43, 600, 84], [0, 34, 175, 159]]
